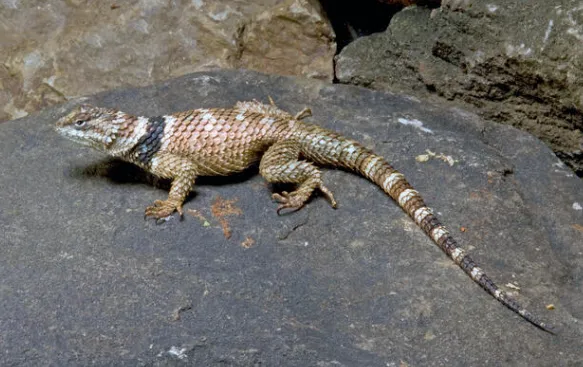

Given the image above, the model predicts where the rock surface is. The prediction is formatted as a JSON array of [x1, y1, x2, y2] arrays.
[[1, 70, 582, 365], [336, 1, 583, 175], [0, 0, 334, 121]]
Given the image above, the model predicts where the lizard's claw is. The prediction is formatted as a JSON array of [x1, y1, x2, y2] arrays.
[[144, 199, 183, 221], [273, 191, 306, 215]]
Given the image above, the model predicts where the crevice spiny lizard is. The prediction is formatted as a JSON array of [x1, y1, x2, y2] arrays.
[[55, 99, 554, 333]]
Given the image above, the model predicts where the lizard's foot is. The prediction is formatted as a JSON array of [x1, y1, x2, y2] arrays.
[[273, 184, 337, 214], [144, 199, 183, 220], [273, 191, 307, 214]]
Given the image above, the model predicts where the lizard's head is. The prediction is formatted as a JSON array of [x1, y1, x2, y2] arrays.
[[56, 104, 128, 152]]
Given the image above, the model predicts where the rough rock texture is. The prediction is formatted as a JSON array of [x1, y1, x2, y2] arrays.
[[237, 0, 334, 80], [1, 70, 582, 365], [336, 1, 583, 175], [0, 0, 334, 122]]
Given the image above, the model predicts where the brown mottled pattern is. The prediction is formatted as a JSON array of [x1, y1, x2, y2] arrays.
[[55, 101, 553, 333]]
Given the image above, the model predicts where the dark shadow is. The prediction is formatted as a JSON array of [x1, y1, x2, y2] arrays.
[[319, 0, 440, 53], [67, 157, 261, 191], [67, 158, 167, 188], [319, 0, 399, 52]]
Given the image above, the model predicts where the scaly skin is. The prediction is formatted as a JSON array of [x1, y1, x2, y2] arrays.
[[55, 100, 554, 333]]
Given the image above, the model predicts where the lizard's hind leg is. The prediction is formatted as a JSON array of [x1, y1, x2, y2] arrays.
[[260, 140, 337, 214]]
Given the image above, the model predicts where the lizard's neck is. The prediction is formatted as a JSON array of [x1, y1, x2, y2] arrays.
[[115, 115, 167, 168]]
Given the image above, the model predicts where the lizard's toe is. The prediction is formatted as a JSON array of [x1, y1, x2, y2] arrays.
[[272, 191, 289, 203], [319, 184, 338, 208], [145, 199, 181, 220], [272, 191, 307, 215], [294, 107, 312, 120]]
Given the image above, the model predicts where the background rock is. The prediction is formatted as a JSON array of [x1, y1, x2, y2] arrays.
[[336, 1, 583, 175], [0, 70, 581, 365], [0, 0, 334, 122]]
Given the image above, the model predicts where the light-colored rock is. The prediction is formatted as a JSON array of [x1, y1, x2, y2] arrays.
[[0, 0, 335, 121], [238, 0, 335, 81]]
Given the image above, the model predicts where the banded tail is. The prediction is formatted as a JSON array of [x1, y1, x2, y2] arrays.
[[299, 127, 554, 333]]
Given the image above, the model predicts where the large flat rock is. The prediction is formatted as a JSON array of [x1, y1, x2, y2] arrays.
[[0, 70, 581, 366]]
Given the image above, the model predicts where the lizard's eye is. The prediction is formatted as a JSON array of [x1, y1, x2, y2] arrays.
[[74, 120, 87, 128]]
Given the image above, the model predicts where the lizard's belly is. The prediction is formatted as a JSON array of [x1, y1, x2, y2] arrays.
[[193, 151, 261, 176], [168, 136, 271, 176]]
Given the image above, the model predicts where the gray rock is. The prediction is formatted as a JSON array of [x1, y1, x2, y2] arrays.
[[0, 0, 334, 122], [336, 2, 583, 175], [0, 70, 581, 366]]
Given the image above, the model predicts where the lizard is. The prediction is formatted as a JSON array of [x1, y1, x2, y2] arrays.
[[55, 99, 554, 333]]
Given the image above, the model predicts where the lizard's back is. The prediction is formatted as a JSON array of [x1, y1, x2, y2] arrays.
[[133, 107, 297, 176]]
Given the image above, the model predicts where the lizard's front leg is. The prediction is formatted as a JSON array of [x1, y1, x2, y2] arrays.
[[144, 155, 198, 220]]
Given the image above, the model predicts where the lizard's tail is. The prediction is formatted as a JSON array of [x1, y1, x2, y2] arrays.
[[362, 154, 554, 333], [301, 132, 554, 333]]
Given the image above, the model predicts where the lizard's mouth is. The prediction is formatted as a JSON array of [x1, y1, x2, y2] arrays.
[[55, 127, 95, 148]]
